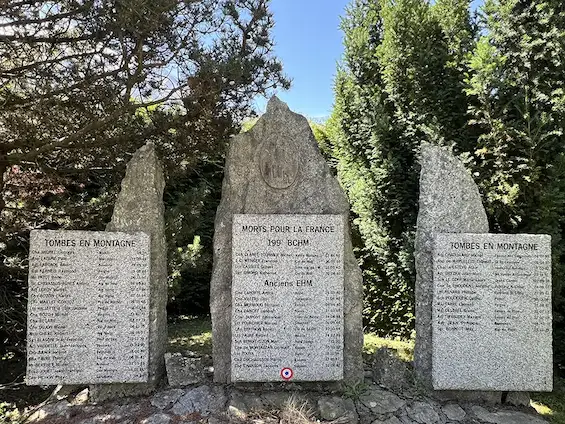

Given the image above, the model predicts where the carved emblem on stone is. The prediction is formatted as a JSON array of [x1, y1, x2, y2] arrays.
[[259, 138, 299, 189]]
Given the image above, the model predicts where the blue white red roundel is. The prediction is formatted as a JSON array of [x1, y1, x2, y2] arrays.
[[280, 367, 294, 381]]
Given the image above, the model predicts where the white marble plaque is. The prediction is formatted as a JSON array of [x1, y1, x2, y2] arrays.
[[231, 214, 344, 382], [432, 233, 552, 391], [26, 230, 150, 385]]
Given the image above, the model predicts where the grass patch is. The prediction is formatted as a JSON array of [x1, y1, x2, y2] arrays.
[[168, 318, 417, 364], [280, 395, 316, 424], [168, 315, 212, 356], [363, 333, 414, 362], [532, 377, 565, 424]]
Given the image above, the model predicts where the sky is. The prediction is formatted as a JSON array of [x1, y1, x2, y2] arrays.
[[254, 0, 484, 120]]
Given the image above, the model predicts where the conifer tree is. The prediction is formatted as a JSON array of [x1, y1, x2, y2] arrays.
[[329, 0, 474, 335], [466, 0, 565, 367]]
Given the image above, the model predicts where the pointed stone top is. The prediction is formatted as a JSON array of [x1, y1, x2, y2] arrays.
[[266, 96, 290, 114], [420, 143, 463, 172], [134, 141, 156, 156], [417, 142, 488, 231], [108, 141, 165, 233]]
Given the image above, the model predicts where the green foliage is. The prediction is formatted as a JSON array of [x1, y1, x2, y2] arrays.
[[0, 0, 289, 355], [309, 122, 338, 173], [342, 381, 369, 400], [241, 118, 260, 133], [167, 316, 212, 356], [465, 0, 565, 371], [330, 0, 474, 337], [532, 377, 565, 424], [333, 0, 565, 372], [165, 155, 225, 315], [363, 333, 414, 362]]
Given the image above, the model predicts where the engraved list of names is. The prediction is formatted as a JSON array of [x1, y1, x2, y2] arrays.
[[432, 233, 552, 391], [26, 230, 150, 385], [231, 214, 344, 382]]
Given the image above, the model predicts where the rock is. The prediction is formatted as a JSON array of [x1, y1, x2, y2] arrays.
[[140, 413, 172, 424], [210, 96, 363, 384], [230, 390, 264, 412], [318, 396, 347, 420], [209, 385, 228, 412], [208, 417, 229, 424], [505, 392, 531, 407], [372, 417, 403, 424], [406, 402, 439, 423], [227, 405, 247, 420], [372, 348, 412, 390], [52, 384, 86, 400], [471, 406, 548, 424], [398, 416, 417, 424], [165, 352, 207, 386], [318, 396, 357, 423], [471, 406, 492, 421], [150, 388, 185, 410], [72, 389, 89, 405], [261, 391, 307, 409], [229, 390, 249, 412], [78, 414, 120, 424], [90, 142, 168, 401], [359, 387, 406, 415], [171, 385, 212, 417], [355, 402, 375, 424], [435, 390, 502, 405], [27, 401, 71, 422], [104, 404, 142, 421], [414, 143, 489, 388], [342, 398, 359, 424], [441, 404, 466, 421]]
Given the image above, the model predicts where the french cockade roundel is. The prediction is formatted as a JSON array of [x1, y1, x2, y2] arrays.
[[280, 367, 294, 381]]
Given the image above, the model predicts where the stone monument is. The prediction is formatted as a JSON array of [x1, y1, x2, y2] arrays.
[[27, 231, 150, 385], [90, 141, 168, 400], [432, 233, 552, 391], [414, 143, 489, 387], [415, 144, 553, 398], [210, 97, 363, 384]]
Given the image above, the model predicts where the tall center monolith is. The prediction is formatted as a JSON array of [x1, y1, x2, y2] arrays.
[[210, 97, 363, 384]]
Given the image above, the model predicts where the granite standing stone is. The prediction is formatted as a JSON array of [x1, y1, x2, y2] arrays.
[[210, 97, 363, 384], [432, 233, 552, 391], [90, 142, 168, 401], [26, 231, 150, 385], [414, 144, 489, 387]]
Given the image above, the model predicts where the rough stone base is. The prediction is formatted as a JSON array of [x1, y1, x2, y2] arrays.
[[25, 349, 545, 424], [89, 382, 158, 402], [28, 382, 545, 424]]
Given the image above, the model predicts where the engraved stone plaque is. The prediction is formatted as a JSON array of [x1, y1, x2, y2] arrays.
[[432, 233, 552, 391], [26, 230, 150, 385], [231, 214, 344, 382]]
